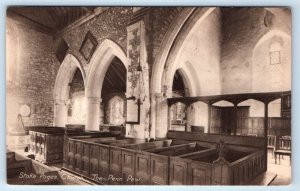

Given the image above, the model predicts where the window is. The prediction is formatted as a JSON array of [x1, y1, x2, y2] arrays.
[[269, 41, 282, 65], [270, 51, 281, 65]]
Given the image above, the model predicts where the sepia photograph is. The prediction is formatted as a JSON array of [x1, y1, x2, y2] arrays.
[[6, 6, 291, 185]]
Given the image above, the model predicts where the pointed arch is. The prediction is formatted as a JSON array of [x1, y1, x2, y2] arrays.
[[86, 39, 127, 99], [53, 54, 85, 127], [54, 54, 86, 102], [150, 7, 217, 96]]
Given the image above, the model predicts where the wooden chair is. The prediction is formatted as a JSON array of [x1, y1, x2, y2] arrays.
[[274, 137, 291, 165], [267, 135, 276, 157]]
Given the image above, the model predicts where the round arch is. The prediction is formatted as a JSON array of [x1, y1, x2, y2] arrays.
[[53, 54, 85, 127]]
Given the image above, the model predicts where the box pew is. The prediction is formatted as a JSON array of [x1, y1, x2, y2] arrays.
[[169, 148, 216, 185], [63, 137, 145, 184], [169, 145, 264, 185], [146, 143, 212, 185], [63, 136, 116, 183], [165, 131, 266, 185], [120, 139, 196, 185], [97, 139, 145, 185]]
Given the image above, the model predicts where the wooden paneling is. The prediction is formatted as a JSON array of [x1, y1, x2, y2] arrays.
[[121, 149, 136, 185], [135, 151, 151, 185], [81, 143, 90, 177], [169, 157, 188, 185], [150, 153, 169, 185], [229, 150, 265, 185], [210, 106, 249, 135], [268, 117, 291, 137], [188, 162, 212, 185], [167, 131, 265, 148], [98, 144, 110, 184], [109, 146, 122, 184], [89, 144, 99, 181], [74, 141, 82, 173], [67, 139, 75, 171]]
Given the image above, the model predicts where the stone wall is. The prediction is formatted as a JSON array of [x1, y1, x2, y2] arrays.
[[6, 17, 59, 129], [220, 8, 291, 94], [58, 7, 133, 72]]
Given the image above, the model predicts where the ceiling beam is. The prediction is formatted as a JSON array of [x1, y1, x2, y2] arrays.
[[7, 10, 54, 36], [54, 7, 108, 39]]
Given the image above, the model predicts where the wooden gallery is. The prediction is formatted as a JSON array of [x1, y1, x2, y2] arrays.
[[6, 7, 292, 185]]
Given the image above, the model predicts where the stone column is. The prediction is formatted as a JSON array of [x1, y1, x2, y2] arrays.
[[150, 94, 157, 139], [155, 93, 169, 138], [86, 97, 102, 131], [54, 100, 68, 127]]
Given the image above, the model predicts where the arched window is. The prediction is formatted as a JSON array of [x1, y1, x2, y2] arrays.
[[269, 41, 282, 65], [109, 96, 124, 125]]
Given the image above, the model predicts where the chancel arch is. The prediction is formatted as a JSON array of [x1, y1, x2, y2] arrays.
[[151, 7, 221, 138], [54, 54, 86, 127], [85, 39, 127, 131]]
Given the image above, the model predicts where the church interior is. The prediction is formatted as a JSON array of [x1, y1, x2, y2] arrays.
[[6, 7, 291, 185]]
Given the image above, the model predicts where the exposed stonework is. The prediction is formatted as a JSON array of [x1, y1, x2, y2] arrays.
[[7, 19, 60, 128], [59, 8, 133, 71]]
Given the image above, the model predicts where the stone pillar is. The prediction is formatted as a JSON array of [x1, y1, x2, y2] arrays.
[[186, 104, 193, 132], [126, 9, 151, 139], [150, 94, 157, 139], [86, 97, 102, 131], [54, 100, 68, 127], [155, 93, 169, 138]]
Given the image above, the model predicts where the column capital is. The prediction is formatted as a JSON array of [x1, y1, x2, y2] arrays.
[[55, 99, 68, 106], [86, 97, 102, 104]]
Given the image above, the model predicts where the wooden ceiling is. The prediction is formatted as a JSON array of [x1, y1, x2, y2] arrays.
[[7, 6, 107, 36], [69, 56, 126, 97], [102, 57, 127, 96]]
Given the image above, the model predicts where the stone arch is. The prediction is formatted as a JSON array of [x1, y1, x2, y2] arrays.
[[86, 39, 127, 98], [151, 8, 218, 139], [54, 54, 86, 102], [151, 7, 217, 96], [53, 54, 85, 127], [173, 68, 194, 97], [85, 39, 127, 130], [6, 17, 19, 83]]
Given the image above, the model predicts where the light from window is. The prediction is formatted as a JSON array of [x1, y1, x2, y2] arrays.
[[270, 51, 281, 65]]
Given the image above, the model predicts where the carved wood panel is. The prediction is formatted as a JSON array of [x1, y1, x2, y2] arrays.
[[121, 149, 136, 185], [169, 158, 188, 185], [135, 152, 151, 185], [81, 143, 90, 177], [67, 140, 75, 171], [74, 141, 82, 173], [189, 163, 212, 185], [150, 154, 169, 185], [89, 144, 99, 181], [99, 145, 110, 184], [109, 146, 122, 185]]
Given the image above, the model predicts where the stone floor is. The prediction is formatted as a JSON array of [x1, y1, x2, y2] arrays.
[[267, 151, 291, 185]]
